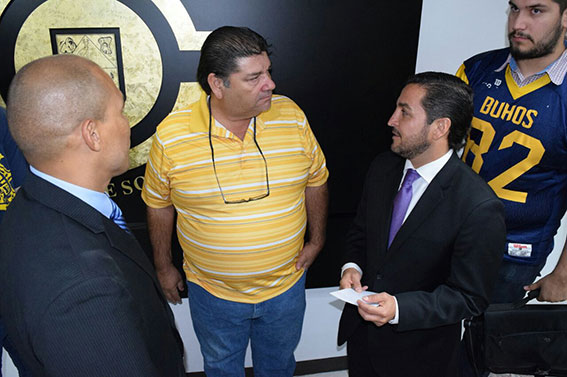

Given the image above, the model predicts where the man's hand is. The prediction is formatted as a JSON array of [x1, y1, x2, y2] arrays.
[[339, 268, 367, 292], [357, 292, 396, 327], [295, 241, 323, 271], [525, 271, 567, 302], [526, 240, 567, 302], [156, 263, 184, 304]]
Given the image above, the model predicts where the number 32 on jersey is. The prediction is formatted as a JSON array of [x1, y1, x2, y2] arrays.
[[462, 117, 545, 204]]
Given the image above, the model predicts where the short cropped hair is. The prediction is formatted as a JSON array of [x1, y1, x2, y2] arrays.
[[406, 72, 474, 151], [197, 26, 271, 94], [7, 55, 108, 161]]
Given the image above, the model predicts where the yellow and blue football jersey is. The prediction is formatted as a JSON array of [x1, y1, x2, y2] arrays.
[[458, 48, 567, 265]]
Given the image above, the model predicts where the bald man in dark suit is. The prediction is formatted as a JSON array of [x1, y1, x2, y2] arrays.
[[0, 55, 185, 377]]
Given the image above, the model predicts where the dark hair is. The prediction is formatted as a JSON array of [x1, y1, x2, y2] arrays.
[[405, 72, 473, 150], [553, 0, 567, 14], [197, 26, 271, 94]]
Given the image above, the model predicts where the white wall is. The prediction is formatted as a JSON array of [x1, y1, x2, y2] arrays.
[[3, 0, 566, 375], [416, 0, 509, 74]]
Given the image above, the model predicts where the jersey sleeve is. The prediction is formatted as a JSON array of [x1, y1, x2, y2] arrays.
[[455, 63, 469, 85]]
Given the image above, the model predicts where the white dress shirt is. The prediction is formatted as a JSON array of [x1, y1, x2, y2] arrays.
[[30, 166, 115, 219]]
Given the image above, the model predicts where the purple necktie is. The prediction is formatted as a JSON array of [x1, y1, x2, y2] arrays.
[[388, 169, 420, 247]]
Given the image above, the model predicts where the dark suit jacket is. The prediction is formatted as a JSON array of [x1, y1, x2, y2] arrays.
[[0, 173, 185, 377], [338, 151, 506, 377]]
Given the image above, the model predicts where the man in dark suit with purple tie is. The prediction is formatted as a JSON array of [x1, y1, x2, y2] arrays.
[[338, 72, 506, 377]]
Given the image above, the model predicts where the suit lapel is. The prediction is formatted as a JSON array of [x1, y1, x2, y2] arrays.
[[102, 222, 159, 285], [375, 157, 405, 264], [387, 153, 459, 254], [23, 174, 159, 285]]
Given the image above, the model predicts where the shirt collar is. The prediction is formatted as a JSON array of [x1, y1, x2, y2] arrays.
[[213, 118, 255, 139], [403, 149, 453, 184], [495, 49, 567, 85], [495, 53, 511, 73], [30, 166, 114, 218], [205, 94, 263, 140]]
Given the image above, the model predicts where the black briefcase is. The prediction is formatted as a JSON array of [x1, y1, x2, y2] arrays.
[[464, 289, 567, 376]]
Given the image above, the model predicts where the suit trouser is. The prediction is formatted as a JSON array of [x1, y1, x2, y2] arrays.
[[346, 322, 381, 377], [346, 320, 460, 377]]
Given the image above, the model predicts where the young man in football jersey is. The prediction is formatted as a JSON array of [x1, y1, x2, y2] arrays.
[[458, 0, 567, 305], [458, 2, 567, 374]]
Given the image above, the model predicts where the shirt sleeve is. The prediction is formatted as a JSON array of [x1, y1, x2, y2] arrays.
[[141, 132, 173, 208], [301, 117, 329, 187]]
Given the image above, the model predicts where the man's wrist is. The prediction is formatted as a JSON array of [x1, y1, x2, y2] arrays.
[[306, 237, 325, 250], [551, 268, 567, 280], [154, 261, 174, 272], [388, 296, 399, 324], [341, 263, 363, 278]]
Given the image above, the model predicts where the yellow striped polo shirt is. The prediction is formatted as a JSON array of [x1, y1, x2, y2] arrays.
[[142, 91, 328, 303]]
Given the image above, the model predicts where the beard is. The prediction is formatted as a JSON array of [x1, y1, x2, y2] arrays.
[[391, 125, 431, 160], [509, 21, 565, 60]]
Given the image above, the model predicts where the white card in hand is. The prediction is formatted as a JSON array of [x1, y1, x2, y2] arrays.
[[330, 288, 379, 306]]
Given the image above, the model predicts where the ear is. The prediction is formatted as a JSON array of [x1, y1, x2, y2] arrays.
[[208, 73, 226, 100], [562, 9, 567, 30], [81, 119, 101, 152], [431, 118, 451, 141]]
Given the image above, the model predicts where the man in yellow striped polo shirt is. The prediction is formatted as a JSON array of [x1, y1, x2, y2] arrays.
[[142, 26, 329, 377]]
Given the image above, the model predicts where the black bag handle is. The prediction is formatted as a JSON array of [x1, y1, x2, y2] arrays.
[[465, 288, 542, 376], [512, 288, 540, 309], [488, 288, 541, 312]]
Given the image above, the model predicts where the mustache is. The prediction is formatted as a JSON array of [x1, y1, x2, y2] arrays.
[[509, 31, 534, 43]]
